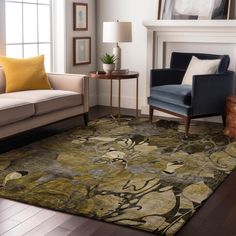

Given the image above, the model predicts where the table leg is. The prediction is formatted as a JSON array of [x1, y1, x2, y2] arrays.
[[110, 78, 113, 115], [136, 77, 139, 118], [118, 79, 121, 120]]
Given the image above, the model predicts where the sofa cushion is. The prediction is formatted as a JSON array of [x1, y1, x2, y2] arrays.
[[0, 90, 83, 115], [150, 85, 192, 107], [0, 99, 35, 126]]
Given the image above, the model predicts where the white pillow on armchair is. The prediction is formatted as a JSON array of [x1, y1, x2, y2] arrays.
[[182, 56, 221, 85]]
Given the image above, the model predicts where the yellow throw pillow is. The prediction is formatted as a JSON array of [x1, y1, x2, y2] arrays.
[[0, 55, 51, 93]]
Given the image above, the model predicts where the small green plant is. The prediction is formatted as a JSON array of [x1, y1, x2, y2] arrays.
[[100, 53, 116, 64]]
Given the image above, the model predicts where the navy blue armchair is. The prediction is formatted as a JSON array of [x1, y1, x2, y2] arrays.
[[148, 52, 235, 137]]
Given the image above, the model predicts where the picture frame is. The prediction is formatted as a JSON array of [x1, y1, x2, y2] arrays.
[[73, 3, 88, 31], [157, 0, 162, 19], [73, 37, 91, 65], [159, 0, 231, 20], [212, 0, 231, 19]]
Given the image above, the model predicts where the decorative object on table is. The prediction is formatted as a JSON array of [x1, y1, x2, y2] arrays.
[[148, 52, 235, 138], [103, 21, 132, 71], [95, 71, 106, 75], [100, 53, 116, 74], [111, 69, 129, 74], [159, 0, 231, 20], [0, 117, 236, 235], [224, 95, 236, 138], [73, 37, 91, 65], [73, 2, 88, 31]]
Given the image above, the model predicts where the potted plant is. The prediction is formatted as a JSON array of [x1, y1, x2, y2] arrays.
[[100, 53, 116, 74]]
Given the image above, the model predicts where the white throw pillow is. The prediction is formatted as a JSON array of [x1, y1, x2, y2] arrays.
[[182, 56, 221, 85]]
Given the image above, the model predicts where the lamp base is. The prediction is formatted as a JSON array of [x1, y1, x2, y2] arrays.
[[113, 44, 121, 70]]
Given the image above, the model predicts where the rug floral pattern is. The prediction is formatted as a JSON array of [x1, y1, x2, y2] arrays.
[[0, 118, 236, 235]]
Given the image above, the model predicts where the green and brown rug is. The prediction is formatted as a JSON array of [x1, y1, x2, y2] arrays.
[[0, 118, 236, 235]]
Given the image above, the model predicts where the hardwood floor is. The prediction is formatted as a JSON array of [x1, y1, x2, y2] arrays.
[[0, 105, 236, 235], [0, 199, 153, 236]]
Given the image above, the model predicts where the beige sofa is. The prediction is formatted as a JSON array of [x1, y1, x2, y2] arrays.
[[0, 68, 89, 140]]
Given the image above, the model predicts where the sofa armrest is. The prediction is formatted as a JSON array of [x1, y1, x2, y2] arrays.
[[151, 69, 185, 87], [47, 73, 89, 113], [192, 71, 235, 116]]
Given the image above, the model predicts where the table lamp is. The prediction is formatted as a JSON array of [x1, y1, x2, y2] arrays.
[[103, 21, 132, 72]]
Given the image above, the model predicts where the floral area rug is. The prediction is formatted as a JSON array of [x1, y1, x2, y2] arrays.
[[0, 118, 236, 235]]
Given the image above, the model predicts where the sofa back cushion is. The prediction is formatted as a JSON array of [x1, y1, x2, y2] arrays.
[[0, 67, 6, 94], [170, 52, 230, 74]]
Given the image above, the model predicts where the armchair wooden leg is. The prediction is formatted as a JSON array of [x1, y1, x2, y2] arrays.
[[149, 106, 154, 123], [83, 112, 89, 126], [222, 114, 226, 127], [185, 117, 191, 138]]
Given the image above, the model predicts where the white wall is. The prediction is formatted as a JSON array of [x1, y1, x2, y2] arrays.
[[96, 0, 157, 109], [65, 0, 97, 107]]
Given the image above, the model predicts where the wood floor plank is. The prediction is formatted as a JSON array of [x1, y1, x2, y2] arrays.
[[60, 216, 87, 231], [23, 212, 72, 236], [67, 220, 101, 236], [0, 219, 20, 234], [45, 226, 71, 236], [2, 209, 56, 236], [0, 203, 29, 223], [111, 226, 153, 236], [90, 223, 117, 236], [111, 226, 138, 236], [0, 199, 16, 211], [10, 206, 42, 222]]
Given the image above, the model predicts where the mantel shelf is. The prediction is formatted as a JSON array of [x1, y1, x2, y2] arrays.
[[143, 20, 236, 32]]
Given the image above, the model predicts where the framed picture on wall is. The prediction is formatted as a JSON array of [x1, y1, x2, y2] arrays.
[[73, 37, 91, 65], [212, 0, 231, 19], [73, 3, 88, 31], [159, 0, 231, 20]]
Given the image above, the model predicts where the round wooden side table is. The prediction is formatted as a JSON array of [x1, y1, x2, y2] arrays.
[[224, 95, 236, 138], [90, 71, 139, 120]]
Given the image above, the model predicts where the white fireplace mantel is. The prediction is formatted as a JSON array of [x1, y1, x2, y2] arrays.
[[143, 20, 236, 32], [142, 20, 236, 115]]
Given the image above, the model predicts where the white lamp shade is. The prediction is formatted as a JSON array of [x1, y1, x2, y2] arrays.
[[103, 22, 132, 43]]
